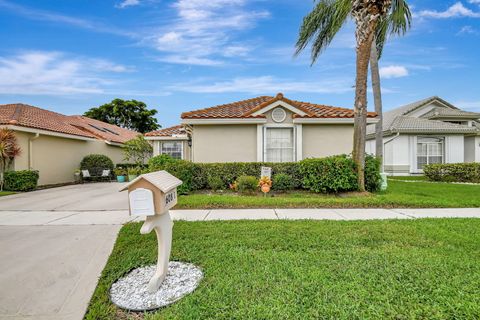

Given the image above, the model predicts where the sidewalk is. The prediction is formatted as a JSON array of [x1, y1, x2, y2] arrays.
[[1, 208, 480, 226]]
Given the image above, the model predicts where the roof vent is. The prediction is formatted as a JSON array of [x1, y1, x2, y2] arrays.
[[272, 107, 287, 123]]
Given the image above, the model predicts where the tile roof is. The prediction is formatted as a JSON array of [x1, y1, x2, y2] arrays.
[[181, 93, 377, 119], [144, 125, 187, 137], [422, 107, 480, 119], [366, 96, 480, 136], [0, 103, 139, 144], [390, 116, 478, 134]]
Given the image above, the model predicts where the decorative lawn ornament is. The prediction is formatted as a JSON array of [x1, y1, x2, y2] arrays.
[[259, 176, 272, 195]]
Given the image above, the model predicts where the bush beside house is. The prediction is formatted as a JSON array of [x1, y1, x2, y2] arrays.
[[424, 163, 480, 183], [80, 154, 114, 179], [4, 170, 39, 191], [147, 154, 381, 194]]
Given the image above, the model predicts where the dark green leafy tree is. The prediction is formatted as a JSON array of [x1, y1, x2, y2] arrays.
[[84, 99, 160, 133], [295, 0, 410, 191]]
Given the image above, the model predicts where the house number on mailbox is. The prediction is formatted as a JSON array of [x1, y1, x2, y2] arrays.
[[165, 190, 176, 206]]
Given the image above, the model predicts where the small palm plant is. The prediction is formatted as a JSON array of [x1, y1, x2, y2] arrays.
[[0, 129, 21, 191]]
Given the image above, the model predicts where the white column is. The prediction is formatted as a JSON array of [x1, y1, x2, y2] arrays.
[[257, 124, 263, 162], [295, 124, 302, 161]]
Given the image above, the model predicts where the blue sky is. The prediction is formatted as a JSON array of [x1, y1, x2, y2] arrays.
[[0, 0, 479, 128]]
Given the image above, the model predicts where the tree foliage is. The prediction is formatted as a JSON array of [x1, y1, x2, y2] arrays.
[[295, 0, 410, 191], [0, 129, 21, 191], [84, 99, 160, 133], [123, 135, 153, 166]]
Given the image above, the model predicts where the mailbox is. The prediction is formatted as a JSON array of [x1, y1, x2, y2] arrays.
[[120, 170, 183, 293], [120, 170, 182, 216]]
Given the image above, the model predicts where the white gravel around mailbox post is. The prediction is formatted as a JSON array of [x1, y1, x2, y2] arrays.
[[110, 261, 203, 311]]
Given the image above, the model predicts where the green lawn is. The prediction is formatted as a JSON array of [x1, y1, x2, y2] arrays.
[[176, 179, 480, 209], [86, 220, 480, 319], [0, 191, 14, 197]]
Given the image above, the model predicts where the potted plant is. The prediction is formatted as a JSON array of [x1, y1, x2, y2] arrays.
[[73, 169, 81, 183], [114, 167, 127, 183], [127, 167, 141, 182]]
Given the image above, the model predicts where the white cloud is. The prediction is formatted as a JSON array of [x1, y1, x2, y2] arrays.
[[116, 0, 140, 8], [0, 51, 132, 95], [418, 2, 480, 18], [469, 0, 480, 4], [457, 25, 479, 34], [379, 65, 409, 79], [0, 0, 134, 37], [148, 0, 269, 65], [167, 76, 353, 94]]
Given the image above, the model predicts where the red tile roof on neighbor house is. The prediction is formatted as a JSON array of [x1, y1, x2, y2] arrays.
[[144, 125, 186, 137], [0, 103, 139, 144], [181, 93, 377, 119]]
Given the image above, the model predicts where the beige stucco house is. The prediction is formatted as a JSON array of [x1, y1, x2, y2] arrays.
[[366, 96, 480, 175], [0, 103, 139, 185], [146, 93, 377, 162]]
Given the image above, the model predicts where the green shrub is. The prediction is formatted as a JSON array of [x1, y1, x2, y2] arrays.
[[148, 154, 176, 171], [207, 175, 225, 191], [237, 175, 258, 193], [127, 167, 142, 176], [80, 154, 114, 177], [273, 173, 295, 191], [424, 163, 480, 183], [364, 155, 382, 192], [4, 170, 39, 191], [195, 162, 302, 189], [142, 155, 381, 194], [116, 163, 146, 170], [300, 155, 357, 193], [164, 160, 198, 194]]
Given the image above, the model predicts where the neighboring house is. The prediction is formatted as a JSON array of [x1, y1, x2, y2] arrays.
[[145, 125, 191, 160], [366, 97, 480, 175], [0, 103, 139, 185], [146, 93, 377, 163]]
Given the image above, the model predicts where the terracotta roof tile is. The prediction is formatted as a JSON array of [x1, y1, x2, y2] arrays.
[[181, 96, 272, 119], [181, 94, 377, 119], [0, 103, 139, 144], [145, 125, 186, 137]]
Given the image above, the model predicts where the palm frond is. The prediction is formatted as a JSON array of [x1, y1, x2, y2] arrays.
[[375, 0, 412, 58], [295, 0, 351, 65]]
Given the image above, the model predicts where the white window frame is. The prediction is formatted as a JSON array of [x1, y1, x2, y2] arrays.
[[263, 124, 296, 163], [416, 136, 444, 171], [160, 141, 183, 160]]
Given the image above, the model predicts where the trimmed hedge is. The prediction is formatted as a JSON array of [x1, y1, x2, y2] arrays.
[[299, 155, 357, 193], [273, 173, 295, 191], [424, 163, 480, 183], [146, 154, 381, 194], [80, 154, 114, 179], [4, 170, 39, 191]]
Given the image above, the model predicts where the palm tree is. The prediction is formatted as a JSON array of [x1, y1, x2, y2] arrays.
[[295, 0, 409, 191], [0, 129, 21, 191], [371, 1, 411, 169]]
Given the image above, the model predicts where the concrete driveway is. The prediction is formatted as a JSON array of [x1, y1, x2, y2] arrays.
[[0, 182, 128, 211], [0, 183, 127, 320]]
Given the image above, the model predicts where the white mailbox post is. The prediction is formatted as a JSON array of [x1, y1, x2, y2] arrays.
[[120, 171, 182, 293]]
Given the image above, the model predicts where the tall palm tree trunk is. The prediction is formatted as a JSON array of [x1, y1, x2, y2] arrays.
[[352, 37, 374, 192], [370, 40, 384, 171]]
